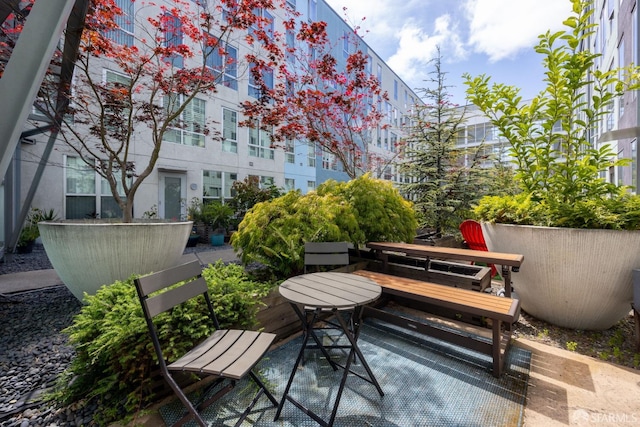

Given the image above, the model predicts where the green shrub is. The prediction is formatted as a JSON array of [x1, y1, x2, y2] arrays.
[[232, 175, 417, 278], [316, 174, 417, 243], [51, 261, 273, 425], [465, 0, 640, 230], [232, 190, 360, 277]]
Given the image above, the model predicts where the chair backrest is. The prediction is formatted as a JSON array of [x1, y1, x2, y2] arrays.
[[304, 241, 350, 273], [459, 220, 488, 252], [134, 260, 220, 364]]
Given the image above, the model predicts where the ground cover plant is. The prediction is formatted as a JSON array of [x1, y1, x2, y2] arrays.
[[50, 261, 273, 425]]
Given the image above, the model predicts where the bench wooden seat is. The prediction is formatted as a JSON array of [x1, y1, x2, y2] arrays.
[[366, 241, 524, 298], [352, 269, 521, 377]]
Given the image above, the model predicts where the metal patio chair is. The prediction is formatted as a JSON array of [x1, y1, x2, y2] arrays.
[[134, 260, 278, 427]]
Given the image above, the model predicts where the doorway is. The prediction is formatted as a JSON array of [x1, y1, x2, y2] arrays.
[[159, 172, 186, 220]]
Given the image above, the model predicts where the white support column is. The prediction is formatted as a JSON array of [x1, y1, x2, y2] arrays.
[[0, 0, 75, 180]]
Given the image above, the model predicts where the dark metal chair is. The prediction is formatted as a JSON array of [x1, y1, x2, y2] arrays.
[[134, 260, 278, 427], [304, 241, 350, 273], [302, 242, 354, 360]]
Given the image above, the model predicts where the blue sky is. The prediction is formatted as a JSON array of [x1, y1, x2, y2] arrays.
[[324, 0, 574, 105]]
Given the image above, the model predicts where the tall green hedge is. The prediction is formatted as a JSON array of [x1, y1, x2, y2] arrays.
[[232, 175, 417, 277]]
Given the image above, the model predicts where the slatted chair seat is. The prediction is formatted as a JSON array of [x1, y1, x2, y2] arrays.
[[134, 260, 278, 427]]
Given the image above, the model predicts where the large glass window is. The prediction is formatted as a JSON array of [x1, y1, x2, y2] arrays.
[[285, 139, 295, 163], [322, 149, 337, 170], [205, 35, 238, 90], [307, 142, 316, 167], [106, 0, 134, 46], [248, 65, 274, 99], [248, 120, 274, 159], [164, 95, 206, 147], [163, 12, 183, 68], [222, 107, 238, 153], [203, 170, 237, 202], [285, 178, 295, 191], [65, 156, 126, 219], [104, 69, 131, 136], [308, 0, 317, 21]]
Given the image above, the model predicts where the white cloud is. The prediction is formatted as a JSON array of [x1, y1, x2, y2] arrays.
[[386, 15, 466, 88], [464, 0, 572, 61]]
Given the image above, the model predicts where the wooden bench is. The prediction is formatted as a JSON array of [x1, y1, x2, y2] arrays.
[[366, 242, 524, 297], [352, 269, 521, 377]]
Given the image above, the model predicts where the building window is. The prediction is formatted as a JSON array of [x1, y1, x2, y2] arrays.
[[203, 170, 237, 202], [285, 178, 295, 191], [390, 132, 397, 152], [287, 0, 296, 9], [308, 0, 317, 21], [248, 120, 275, 159], [393, 80, 398, 100], [377, 63, 382, 84], [163, 12, 183, 68], [104, 69, 131, 135], [164, 94, 206, 147], [343, 31, 350, 58], [285, 139, 295, 163], [64, 156, 126, 219], [286, 28, 296, 64], [106, 0, 134, 46], [205, 35, 238, 90], [307, 180, 316, 192], [222, 107, 238, 153], [322, 149, 337, 170], [248, 65, 273, 99], [249, 8, 274, 40], [249, 175, 275, 188], [307, 142, 316, 167]]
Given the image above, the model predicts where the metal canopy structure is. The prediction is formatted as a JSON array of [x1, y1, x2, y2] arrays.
[[0, 0, 88, 252]]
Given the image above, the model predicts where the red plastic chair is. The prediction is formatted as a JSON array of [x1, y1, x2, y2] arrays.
[[459, 219, 498, 277]]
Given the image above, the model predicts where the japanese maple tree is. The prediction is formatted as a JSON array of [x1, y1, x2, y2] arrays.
[[242, 18, 395, 179], [34, 0, 288, 222]]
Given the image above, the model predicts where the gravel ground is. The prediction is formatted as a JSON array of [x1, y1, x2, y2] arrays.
[[0, 244, 228, 427], [1, 246, 638, 426]]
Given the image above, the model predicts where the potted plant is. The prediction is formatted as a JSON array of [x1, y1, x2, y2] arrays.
[[464, 0, 640, 329], [35, 1, 283, 300], [201, 201, 234, 246], [16, 208, 58, 254]]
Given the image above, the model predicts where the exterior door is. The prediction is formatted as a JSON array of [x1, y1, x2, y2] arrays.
[[159, 173, 186, 220]]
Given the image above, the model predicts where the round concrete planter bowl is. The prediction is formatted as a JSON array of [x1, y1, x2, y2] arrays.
[[39, 220, 192, 301], [481, 223, 639, 330]]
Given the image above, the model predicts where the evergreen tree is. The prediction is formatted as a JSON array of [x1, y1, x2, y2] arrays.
[[400, 49, 491, 236]]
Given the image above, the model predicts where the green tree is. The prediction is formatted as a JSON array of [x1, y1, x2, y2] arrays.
[[400, 49, 491, 235], [464, 0, 640, 229]]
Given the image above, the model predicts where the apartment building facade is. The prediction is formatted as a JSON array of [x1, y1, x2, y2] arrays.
[[3, 0, 420, 240]]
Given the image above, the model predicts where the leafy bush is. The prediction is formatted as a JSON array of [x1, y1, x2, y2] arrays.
[[232, 190, 360, 277], [51, 261, 273, 425], [316, 174, 417, 243], [465, 0, 640, 230], [474, 191, 640, 230], [232, 175, 416, 277]]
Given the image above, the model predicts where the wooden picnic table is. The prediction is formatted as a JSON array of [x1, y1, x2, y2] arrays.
[[365, 241, 524, 298]]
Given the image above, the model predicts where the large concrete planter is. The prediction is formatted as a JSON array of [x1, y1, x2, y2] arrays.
[[482, 223, 639, 330], [39, 220, 192, 301]]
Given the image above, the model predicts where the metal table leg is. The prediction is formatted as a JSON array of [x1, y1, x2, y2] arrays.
[[275, 304, 383, 427]]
